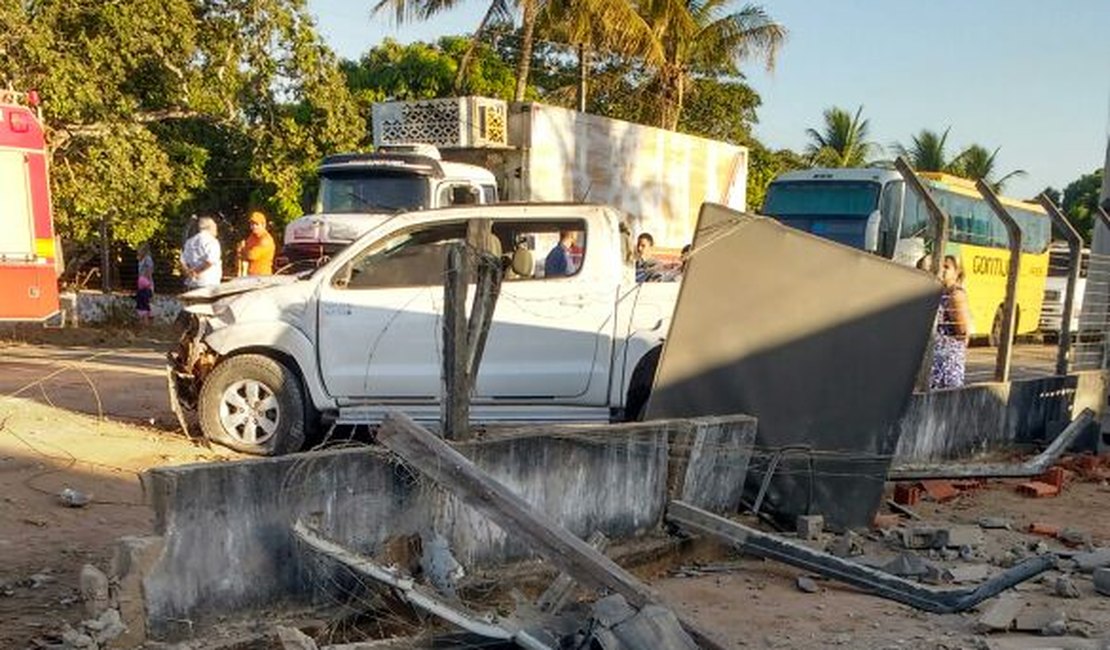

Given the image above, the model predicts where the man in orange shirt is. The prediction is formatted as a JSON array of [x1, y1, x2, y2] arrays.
[[236, 211, 276, 276]]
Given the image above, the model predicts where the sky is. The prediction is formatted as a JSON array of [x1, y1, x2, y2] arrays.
[[305, 0, 1110, 201]]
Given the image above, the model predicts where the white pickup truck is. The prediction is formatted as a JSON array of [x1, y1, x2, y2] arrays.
[[169, 203, 679, 455]]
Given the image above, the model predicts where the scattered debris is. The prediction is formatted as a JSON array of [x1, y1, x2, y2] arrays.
[[886, 499, 922, 520], [795, 576, 820, 594], [976, 596, 1024, 632], [938, 525, 983, 549], [893, 484, 923, 506], [1016, 481, 1059, 498], [1094, 567, 1110, 597], [948, 565, 992, 584], [1054, 575, 1081, 599], [795, 515, 824, 540], [826, 531, 864, 558], [1057, 528, 1091, 549], [1014, 604, 1068, 636], [898, 526, 941, 550], [1027, 522, 1061, 538], [78, 564, 110, 617], [536, 531, 609, 614], [920, 480, 961, 502], [589, 594, 700, 650], [666, 500, 1055, 614], [872, 513, 902, 529], [58, 487, 90, 508], [978, 517, 1011, 530], [421, 532, 465, 598], [882, 552, 939, 579], [1071, 548, 1110, 574]]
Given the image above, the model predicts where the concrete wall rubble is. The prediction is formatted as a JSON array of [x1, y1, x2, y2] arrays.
[[138, 415, 755, 641]]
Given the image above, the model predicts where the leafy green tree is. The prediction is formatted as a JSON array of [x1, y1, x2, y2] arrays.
[[950, 144, 1025, 193], [1, 0, 363, 281], [1060, 168, 1104, 239], [804, 106, 876, 168], [747, 142, 805, 211]]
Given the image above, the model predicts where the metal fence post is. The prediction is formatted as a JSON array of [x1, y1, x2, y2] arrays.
[[894, 157, 949, 275], [1036, 194, 1084, 376], [894, 157, 949, 391], [977, 181, 1022, 383], [1095, 206, 1110, 370]]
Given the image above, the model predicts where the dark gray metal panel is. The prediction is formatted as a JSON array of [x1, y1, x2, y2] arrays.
[[646, 205, 941, 529]]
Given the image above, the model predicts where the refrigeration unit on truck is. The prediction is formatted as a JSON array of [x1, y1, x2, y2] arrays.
[[0, 89, 60, 321]]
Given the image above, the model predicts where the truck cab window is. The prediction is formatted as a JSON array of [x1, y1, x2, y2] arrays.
[[490, 220, 588, 280], [334, 221, 467, 289]]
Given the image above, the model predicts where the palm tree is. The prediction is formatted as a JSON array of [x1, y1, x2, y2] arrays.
[[952, 144, 1026, 193], [804, 105, 877, 168], [637, 0, 785, 130], [893, 127, 961, 173]]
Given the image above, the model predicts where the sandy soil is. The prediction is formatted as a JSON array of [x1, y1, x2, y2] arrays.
[[0, 328, 237, 649], [1, 326, 1109, 649]]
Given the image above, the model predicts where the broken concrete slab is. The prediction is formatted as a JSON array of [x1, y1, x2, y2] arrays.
[[938, 526, 984, 549], [1013, 605, 1067, 635], [1071, 548, 1110, 573], [882, 553, 937, 579], [78, 564, 110, 618], [976, 596, 1024, 632], [590, 596, 700, 650], [826, 531, 864, 558], [947, 565, 992, 584], [898, 526, 941, 550]]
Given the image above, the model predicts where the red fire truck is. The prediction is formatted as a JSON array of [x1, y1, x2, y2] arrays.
[[0, 89, 59, 321]]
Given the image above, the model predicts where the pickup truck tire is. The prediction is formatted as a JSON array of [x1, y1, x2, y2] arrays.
[[623, 346, 662, 422], [198, 354, 307, 456]]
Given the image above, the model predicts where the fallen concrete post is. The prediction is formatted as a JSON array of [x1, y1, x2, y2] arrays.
[[293, 519, 554, 650], [666, 500, 1055, 614], [376, 412, 723, 650], [888, 408, 1094, 481]]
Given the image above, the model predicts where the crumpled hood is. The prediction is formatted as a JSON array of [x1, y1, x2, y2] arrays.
[[284, 212, 395, 245], [180, 275, 300, 304]]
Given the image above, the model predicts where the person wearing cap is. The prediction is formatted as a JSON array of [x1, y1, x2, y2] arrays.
[[236, 211, 276, 276]]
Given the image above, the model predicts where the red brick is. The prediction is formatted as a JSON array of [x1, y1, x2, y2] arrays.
[[1038, 466, 1070, 490], [872, 514, 902, 530], [920, 479, 960, 502], [1016, 481, 1060, 498], [950, 479, 985, 490], [893, 483, 922, 506], [1027, 522, 1061, 537]]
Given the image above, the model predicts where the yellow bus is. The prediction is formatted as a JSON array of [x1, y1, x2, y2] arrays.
[[762, 169, 1051, 344]]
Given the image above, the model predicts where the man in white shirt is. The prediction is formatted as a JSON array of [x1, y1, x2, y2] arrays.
[[180, 217, 223, 288]]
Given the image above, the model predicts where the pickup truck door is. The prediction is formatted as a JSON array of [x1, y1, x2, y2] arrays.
[[475, 219, 616, 402], [316, 222, 466, 400]]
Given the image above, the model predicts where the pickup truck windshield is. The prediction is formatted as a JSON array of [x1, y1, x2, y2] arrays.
[[317, 170, 430, 214]]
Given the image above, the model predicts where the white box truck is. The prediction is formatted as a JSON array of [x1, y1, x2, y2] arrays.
[[282, 97, 748, 263]]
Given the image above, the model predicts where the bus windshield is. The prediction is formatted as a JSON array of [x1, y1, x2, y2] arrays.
[[317, 170, 430, 214], [763, 180, 881, 249], [763, 181, 881, 218]]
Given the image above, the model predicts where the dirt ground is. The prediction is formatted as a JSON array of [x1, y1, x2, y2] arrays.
[[1, 325, 1109, 649]]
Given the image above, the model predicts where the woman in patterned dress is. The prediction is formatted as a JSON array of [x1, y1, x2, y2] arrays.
[[930, 254, 972, 389]]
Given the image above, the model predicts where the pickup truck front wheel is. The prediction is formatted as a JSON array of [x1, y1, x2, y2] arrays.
[[198, 354, 307, 455]]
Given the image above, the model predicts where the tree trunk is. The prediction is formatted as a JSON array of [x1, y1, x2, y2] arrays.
[[513, 0, 538, 102], [577, 43, 588, 112]]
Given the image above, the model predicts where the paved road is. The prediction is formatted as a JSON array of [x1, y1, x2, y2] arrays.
[[0, 344, 177, 430]]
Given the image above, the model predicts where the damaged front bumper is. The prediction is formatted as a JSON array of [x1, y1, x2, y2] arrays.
[[166, 312, 217, 436]]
